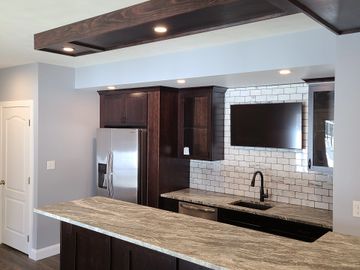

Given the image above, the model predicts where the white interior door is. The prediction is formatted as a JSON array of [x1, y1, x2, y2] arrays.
[[1, 105, 30, 254]]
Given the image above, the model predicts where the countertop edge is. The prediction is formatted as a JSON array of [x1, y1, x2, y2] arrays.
[[160, 193, 332, 229], [34, 209, 226, 270]]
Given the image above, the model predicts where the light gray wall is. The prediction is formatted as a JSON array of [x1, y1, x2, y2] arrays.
[[0, 63, 40, 250], [0, 63, 38, 101], [75, 28, 336, 89], [35, 63, 98, 249], [333, 33, 360, 236]]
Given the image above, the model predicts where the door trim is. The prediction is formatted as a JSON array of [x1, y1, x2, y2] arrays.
[[0, 100, 34, 255]]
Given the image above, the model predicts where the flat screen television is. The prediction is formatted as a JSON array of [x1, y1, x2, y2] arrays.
[[231, 103, 302, 149]]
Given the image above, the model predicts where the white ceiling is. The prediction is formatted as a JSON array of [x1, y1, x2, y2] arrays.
[[0, 0, 146, 69], [0, 0, 323, 70]]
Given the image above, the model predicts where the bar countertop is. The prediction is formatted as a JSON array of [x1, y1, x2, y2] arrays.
[[35, 196, 360, 270]]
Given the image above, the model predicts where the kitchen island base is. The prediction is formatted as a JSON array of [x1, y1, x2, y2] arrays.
[[61, 222, 210, 270]]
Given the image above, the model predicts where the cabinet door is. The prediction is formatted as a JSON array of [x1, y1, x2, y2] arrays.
[[111, 237, 176, 270], [179, 86, 226, 161], [308, 81, 334, 173], [60, 222, 76, 270], [100, 94, 126, 127], [75, 228, 111, 270], [111, 238, 131, 270], [180, 91, 211, 160], [99, 92, 147, 128], [124, 92, 148, 127], [178, 259, 212, 270], [132, 244, 177, 270], [61, 222, 111, 270]]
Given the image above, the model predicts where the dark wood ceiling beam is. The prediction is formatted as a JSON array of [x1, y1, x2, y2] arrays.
[[69, 42, 105, 52], [286, 0, 341, 34], [35, 0, 241, 49], [34, 0, 300, 56]]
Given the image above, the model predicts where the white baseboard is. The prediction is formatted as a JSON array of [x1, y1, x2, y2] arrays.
[[29, 243, 60, 261]]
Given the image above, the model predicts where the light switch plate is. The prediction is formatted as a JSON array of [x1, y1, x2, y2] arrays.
[[183, 147, 190, 156], [353, 201, 360, 217], [46, 160, 56, 170]]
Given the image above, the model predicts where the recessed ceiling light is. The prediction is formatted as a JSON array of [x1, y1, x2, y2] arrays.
[[279, 69, 291, 75], [154, 25, 167, 33], [63, 47, 75, 52], [107, 86, 116, 90], [177, 79, 186, 84]]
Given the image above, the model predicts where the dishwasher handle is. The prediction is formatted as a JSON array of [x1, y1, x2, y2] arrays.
[[179, 202, 216, 213]]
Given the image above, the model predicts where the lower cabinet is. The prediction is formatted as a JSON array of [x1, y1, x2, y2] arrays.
[[160, 198, 330, 243], [61, 222, 111, 270], [61, 222, 210, 270]]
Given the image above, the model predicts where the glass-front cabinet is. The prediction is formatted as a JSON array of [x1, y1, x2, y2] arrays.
[[307, 79, 335, 173], [178, 86, 226, 161]]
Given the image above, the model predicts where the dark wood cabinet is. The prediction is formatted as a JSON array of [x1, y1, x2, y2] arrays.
[[147, 88, 190, 207], [160, 198, 330, 243], [123, 92, 148, 126], [98, 87, 189, 208], [99, 91, 147, 127], [61, 222, 111, 270], [178, 86, 226, 161], [111, 237, 177, 270], [178, 259, 211, 270], [61, 222, 210, 270], [159, 197, 179, 213], [131, 243, 177, 270]]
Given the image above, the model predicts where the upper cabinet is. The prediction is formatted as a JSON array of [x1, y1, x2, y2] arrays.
[[178, 86, 227, 161], [99, 91, 148, 128], [306, 78, 335, 174]]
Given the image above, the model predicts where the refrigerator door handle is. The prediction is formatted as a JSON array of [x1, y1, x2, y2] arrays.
[[108, 151, 114, 198], [104, 151, 111, 196]]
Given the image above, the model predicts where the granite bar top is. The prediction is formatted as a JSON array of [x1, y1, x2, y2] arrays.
[[35, 196, 360, 270], [161, 188, 332, 229]]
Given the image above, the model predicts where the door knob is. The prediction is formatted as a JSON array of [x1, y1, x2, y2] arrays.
[[0, 180, 5, 185]]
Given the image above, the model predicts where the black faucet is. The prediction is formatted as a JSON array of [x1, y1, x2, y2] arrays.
[[251, 171, 268, 202]]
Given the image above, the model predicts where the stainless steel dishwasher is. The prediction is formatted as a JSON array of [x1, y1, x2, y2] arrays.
[[178, 202, 218, 221]]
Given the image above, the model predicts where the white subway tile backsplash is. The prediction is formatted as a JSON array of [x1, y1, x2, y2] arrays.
[[190, 83, 333, 210], [302, 186, 315, 194], [315, 202, 329, 210], [290, 185, 302, 192], [284, 87, 297, 94], [302, 200, 315, 207], [315, 188, 329, 196]]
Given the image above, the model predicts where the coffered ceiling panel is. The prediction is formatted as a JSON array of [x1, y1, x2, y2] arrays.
[[288, 0, 360, 34]]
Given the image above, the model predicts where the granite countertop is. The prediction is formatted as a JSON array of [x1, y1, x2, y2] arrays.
[[35, 196, 360, 270], [161, 188, 332, 229]]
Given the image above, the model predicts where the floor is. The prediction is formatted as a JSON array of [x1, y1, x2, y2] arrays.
[[0, 244, 59, 270]]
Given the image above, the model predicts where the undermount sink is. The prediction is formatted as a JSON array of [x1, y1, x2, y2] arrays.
[[230, 200, 272, 210]]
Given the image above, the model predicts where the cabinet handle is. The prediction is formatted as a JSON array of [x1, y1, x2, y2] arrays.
[[179, 202, 216, 213]]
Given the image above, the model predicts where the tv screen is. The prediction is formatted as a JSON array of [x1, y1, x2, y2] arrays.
[[231, 103, 302, 149]]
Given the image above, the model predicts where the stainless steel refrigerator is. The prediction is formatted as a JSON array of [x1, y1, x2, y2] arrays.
[[96, 128, 147, 204]]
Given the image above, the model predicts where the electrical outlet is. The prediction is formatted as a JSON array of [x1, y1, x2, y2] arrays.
[[183, 147, 190, 156], [353, 201, 360, 217]]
